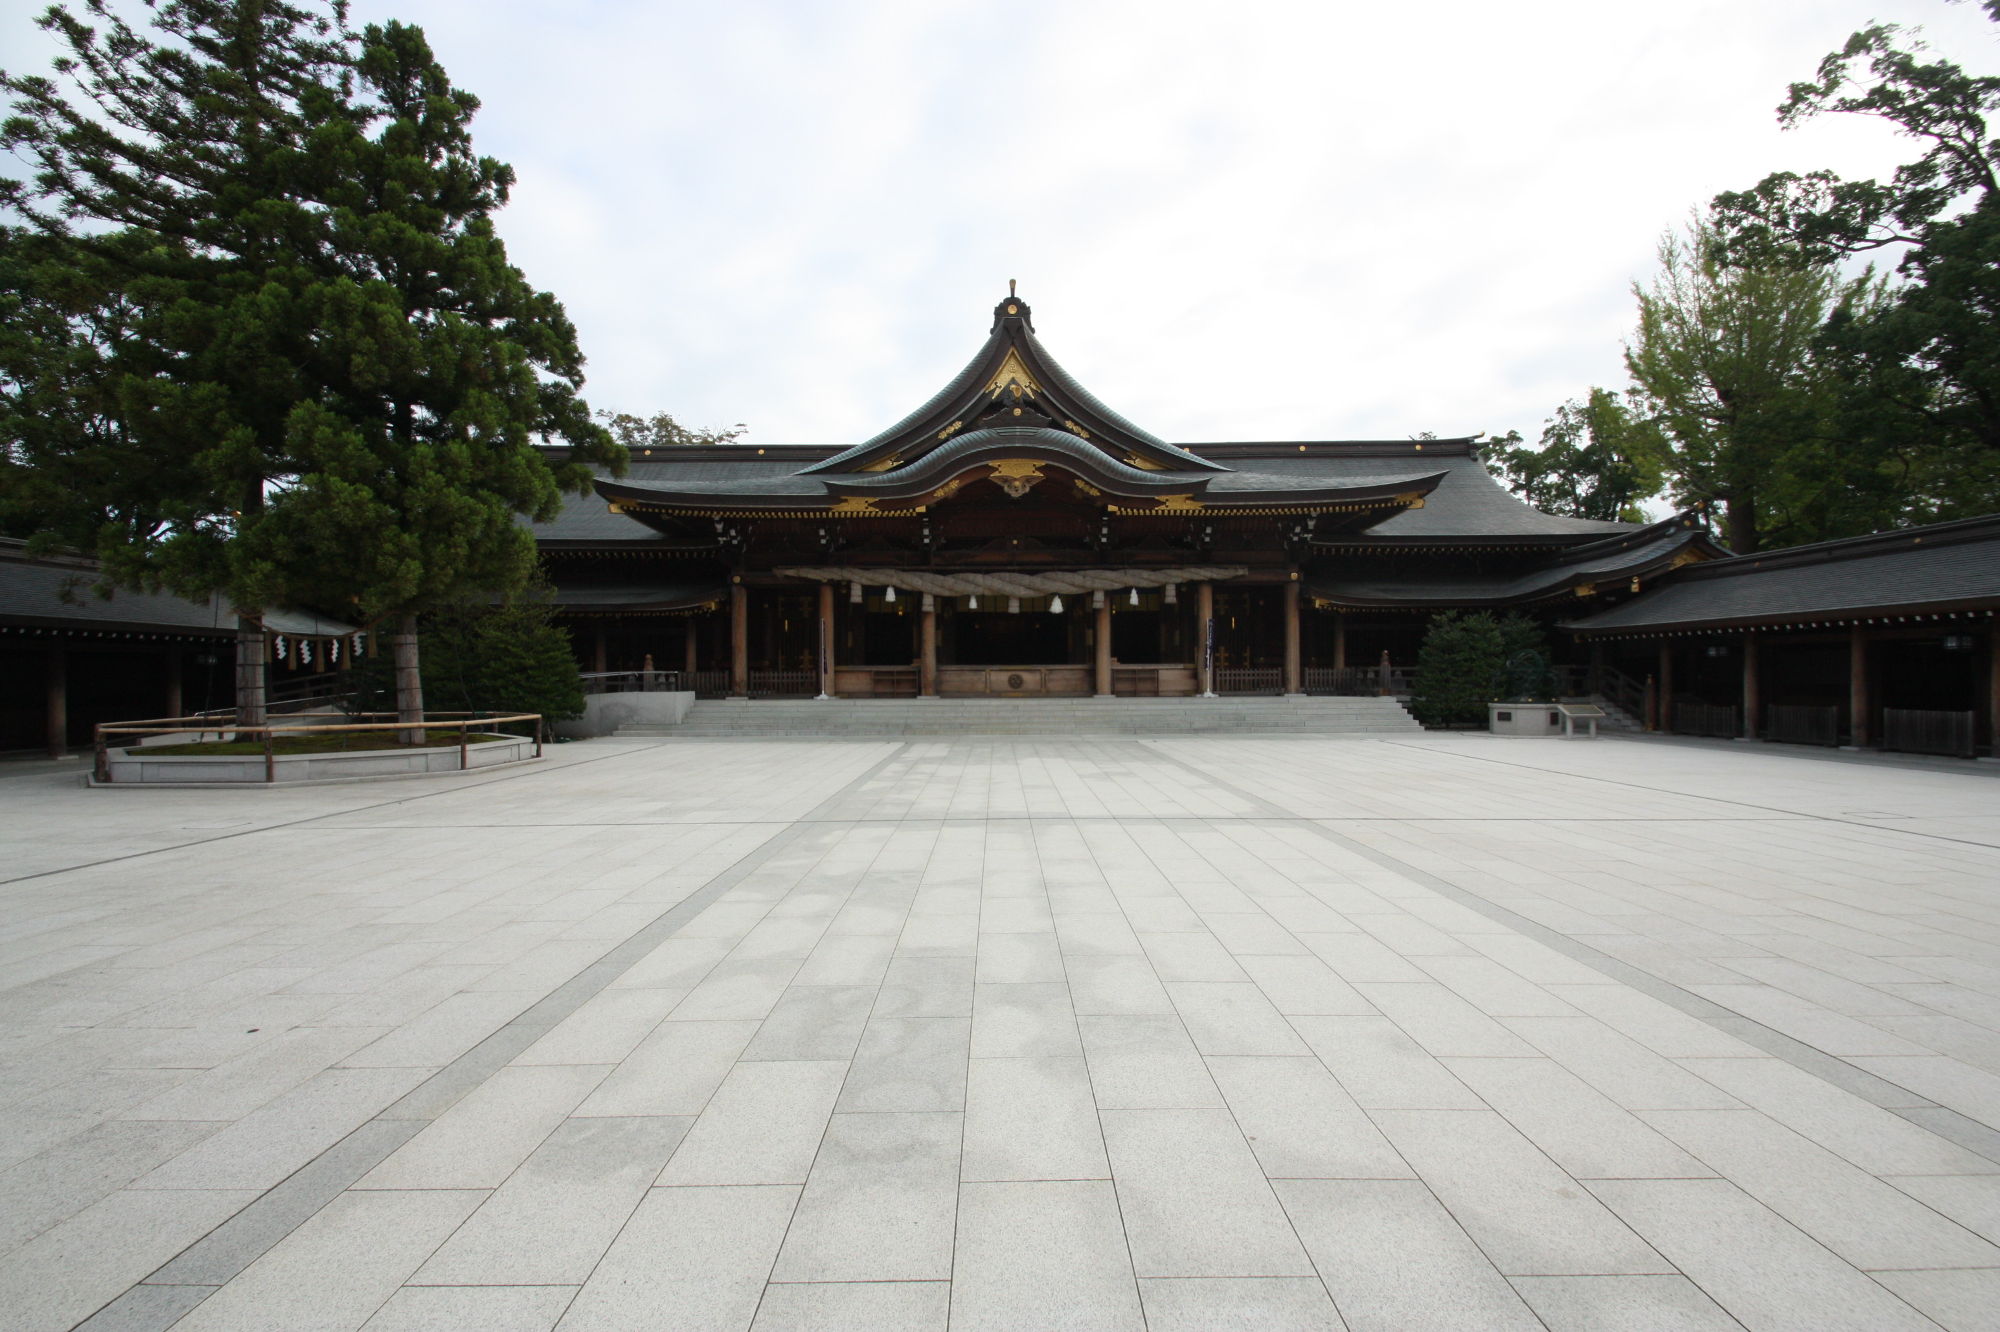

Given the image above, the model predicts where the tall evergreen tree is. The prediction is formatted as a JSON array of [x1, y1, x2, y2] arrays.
[[2, 2, 622, 731], [1624, 220, 1881, 552], [1713, 5, 2000, 516], [4, 0, 357, 723]]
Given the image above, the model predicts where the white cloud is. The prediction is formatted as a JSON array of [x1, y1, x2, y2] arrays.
[[22, 0, 1992, 447]]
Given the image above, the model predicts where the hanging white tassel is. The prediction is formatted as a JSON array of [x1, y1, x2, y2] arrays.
[[1129, 587, 1140, 606], [1049, 595, 1064, 614], [884, 585, 896, 604], [1164, 583, 1179, 605], [849, 580, 862, 605], [1008, 597, 1021, 614], [967, 594, 979, 609]]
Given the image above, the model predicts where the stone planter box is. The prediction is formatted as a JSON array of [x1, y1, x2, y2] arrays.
[[102, 732, 537, 785], [1488, 702, 1562, 737]]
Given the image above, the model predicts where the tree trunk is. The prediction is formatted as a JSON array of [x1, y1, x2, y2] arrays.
[[392, 613, 424, 745], [235, 615, 267, 733], [1724, 495, 1758, 554]]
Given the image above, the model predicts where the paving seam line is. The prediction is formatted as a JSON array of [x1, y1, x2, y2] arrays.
[[1138, 739, 2000, 1166], [0, 737, 687, 891], [72, 741, 913, 1332]]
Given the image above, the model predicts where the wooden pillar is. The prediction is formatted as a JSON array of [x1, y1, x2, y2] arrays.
[[684, 617, 699, 676], [165, 648, 184, 719], [1332, 611, 1347, 671], [1989, 620, 2000, 759], [44, 643, 67, 758], [1658, 642, 1675, 734], [818, 582, 836, 698], [1283, 580, 1302, 695], [1094, 593, 1113, 697], [592, 622, 607, 675], [1196, 582, 1216, 696], [729, 583, 748, 698], [918, 594, 938, 698], [1849, 624, 1870, 747], [1741, 634, 1760, 740]]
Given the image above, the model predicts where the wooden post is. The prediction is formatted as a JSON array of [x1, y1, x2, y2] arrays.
[[592, 622, 607, 675], [1741, 634, 1760, 740], [729, 583, 748, 698], [1644, 673, 1657, 731], [919, 594, 938, 698], [1849, 624, 1871, 747], [1283, 580, 1302, 695], [1094, 593, 1113, 697], [1658, 642, 1675, 734], [817, 581, 836, 698], [165, 648, 184, 720], [1196, 582, 1216, 696], [685, 617, 699, 677], [1332, 611, 1347, 671], [1377, 649, 1391, 696], [44, 643, 67, 758]]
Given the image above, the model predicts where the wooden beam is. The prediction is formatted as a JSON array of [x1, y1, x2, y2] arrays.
[[729, 583, 748, 698], [919, 595, 938, 699], [1741, 634, 1759, 740], [818, 581, 836, 698], [44, 644, 66, 758], [1849, 624, 1871, 747], [1283, 580, 1302, 695], [1094, 594, 1112, 697], [1196, 582, 1216, 696]]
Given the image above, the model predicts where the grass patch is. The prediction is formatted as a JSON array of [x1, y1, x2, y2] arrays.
[[141, 731, 513, 757]]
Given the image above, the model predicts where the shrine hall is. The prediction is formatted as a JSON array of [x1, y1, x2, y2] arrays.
[[531, 288, 1723, 700]]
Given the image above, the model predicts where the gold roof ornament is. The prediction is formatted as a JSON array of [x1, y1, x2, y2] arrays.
[[985, 349, 1042, 400], [988, 458, 1046, 498]]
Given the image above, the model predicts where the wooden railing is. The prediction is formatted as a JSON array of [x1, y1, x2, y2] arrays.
[[749, 669, 816, 699], [1765, 704, 1840, 748], [1302, 665, 1413, 696], [1882, 708, 1977, 759], [582, 669, 729, 697], [1111, 668, 1161, 697], [1673, 702, 1739, 739], [1597, 666, 1648, 721], [1215, 667, 1283, 696], [93, 711, 543, 784]]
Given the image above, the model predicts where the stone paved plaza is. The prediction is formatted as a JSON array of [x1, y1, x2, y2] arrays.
[[3, 733, 2000, 1331]]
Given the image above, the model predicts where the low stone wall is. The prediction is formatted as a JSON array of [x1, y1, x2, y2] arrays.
[[1488, 703, 1563, 737], [102, 732, 537, 785], [555, 690, 696, 740]]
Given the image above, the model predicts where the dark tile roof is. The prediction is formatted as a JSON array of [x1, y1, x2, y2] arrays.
[[1310, 520, 1714, 607], [1564, 517, 2000, 633], [0, 545, 354, 637]]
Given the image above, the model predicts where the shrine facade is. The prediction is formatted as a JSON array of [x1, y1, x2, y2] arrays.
[[533, 289, 1722, 698]]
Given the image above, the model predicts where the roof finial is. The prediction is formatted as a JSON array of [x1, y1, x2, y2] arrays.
[[1009, 278, 1016, 298]]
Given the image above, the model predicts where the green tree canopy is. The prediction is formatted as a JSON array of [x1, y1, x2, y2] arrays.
[[1486, 388, 1667, 523], [1624, 220, 1884, 553], [599, 409, 748, 452], [1713, 4, 2000, 502], [2, 1, 623, 725]]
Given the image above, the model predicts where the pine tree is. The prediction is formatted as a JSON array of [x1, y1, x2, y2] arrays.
[[3, 3, 622, 733], [1409, 612, 1507, 728]]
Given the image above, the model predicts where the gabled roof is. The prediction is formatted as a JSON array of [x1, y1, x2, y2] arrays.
[[801, 289, 1222, 476], [1564, 515, 2000, 634]]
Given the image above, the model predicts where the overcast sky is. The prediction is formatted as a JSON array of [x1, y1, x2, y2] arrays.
[[10, 0, 1998, 448]]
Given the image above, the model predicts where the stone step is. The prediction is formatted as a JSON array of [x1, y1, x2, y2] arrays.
[[615, 696, 1423, 738]]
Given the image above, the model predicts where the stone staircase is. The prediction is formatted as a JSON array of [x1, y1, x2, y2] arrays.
[[618, 696, 1423, 738]]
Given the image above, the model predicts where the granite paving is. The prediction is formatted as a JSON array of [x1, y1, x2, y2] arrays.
[[2, 732, 1999, 1330]]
